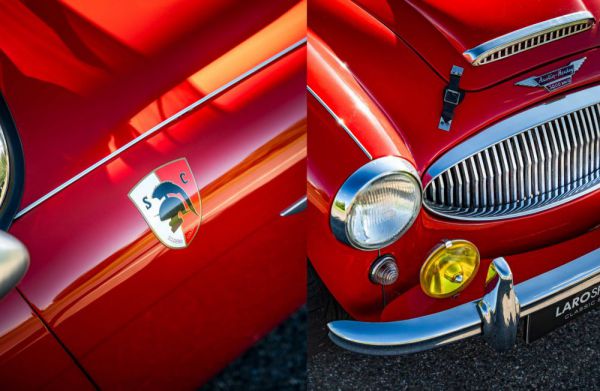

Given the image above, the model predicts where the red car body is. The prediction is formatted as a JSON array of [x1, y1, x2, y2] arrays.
[[308, 0, 600, 350], [0, 1, 306, 388]]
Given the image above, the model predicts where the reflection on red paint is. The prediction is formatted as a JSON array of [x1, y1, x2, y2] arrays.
[[59, 0, 238, 54], [188, 1, 306, 95], [0, 1, 106, 93], [126, 0, 306, 134]]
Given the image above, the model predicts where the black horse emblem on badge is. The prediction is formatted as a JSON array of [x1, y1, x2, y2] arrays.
[[152, 181, 198, 232]]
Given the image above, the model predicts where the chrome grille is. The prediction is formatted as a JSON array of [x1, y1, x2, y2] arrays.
[[424, 103, 600, 220], [464, 12, 595, 66]]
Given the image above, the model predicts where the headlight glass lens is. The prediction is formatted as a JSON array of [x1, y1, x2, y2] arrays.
[[347, 173, 421, 249], [420, 240, 480, 298]]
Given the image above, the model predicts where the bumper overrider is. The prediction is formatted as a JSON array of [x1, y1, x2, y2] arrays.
[[328, 247, 600, 355]]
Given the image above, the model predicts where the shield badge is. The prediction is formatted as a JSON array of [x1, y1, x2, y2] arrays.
[[129, 158, 201, 249]]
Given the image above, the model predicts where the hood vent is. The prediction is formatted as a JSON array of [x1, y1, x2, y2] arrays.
[[464, 11, 595, 66]]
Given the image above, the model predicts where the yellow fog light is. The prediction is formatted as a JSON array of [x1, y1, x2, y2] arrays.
[[420, 240, 480, 298]]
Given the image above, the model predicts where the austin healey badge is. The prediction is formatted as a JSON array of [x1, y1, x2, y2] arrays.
[[129, 158, 201, 249], [516, 57, 586, 92]]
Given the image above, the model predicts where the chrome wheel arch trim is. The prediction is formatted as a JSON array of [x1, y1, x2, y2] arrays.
[[306, 86, 373, 160], [463, 11, 595, 66], [423, 84, 600, 221], [14, 38, 307, 220]]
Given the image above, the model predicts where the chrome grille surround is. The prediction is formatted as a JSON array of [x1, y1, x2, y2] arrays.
[[464, 12, 595, 66], [424, 85, 600, 221]]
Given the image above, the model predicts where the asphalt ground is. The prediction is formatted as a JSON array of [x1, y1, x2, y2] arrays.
[[201, 308, 306, 391], [308, 305, 600, 390]]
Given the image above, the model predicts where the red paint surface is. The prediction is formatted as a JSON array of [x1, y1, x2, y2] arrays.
[[0, 291, 93, 389], [308, 0, 600, 321], [0, 0, 304, 209], [1, 1, 306, 388]]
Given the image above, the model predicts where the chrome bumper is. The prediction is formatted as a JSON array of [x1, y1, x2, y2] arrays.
[[328, 247, 600, 355]]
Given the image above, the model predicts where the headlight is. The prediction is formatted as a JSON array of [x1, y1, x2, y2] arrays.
[[330, 156, 422, 250]]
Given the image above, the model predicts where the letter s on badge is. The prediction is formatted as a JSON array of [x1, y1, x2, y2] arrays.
[[129, 158, 202, 249]]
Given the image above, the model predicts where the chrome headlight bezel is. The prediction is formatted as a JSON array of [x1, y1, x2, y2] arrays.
[[0, 125, 10, 208], [0, 94, 24, 229], [330, 156, 422, 250]]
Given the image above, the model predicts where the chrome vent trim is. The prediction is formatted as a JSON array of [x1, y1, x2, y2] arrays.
[[424, 85, 600, 221], [464, 11, 595, 66]]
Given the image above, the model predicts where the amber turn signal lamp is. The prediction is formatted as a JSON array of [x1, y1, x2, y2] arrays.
[[420, 240, 480, 298]]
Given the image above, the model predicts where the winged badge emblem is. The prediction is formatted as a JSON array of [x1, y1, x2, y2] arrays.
[[516, 58, 586, 92]]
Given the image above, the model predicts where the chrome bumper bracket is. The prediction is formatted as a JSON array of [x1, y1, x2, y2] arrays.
[[477, 258, 520, 351]]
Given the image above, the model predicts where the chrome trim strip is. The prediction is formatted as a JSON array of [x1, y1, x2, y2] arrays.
[[464, 11, 595, 65], [424, 84, 600, 221], [14, 38, 307, 219], [328, 246, 600, 355], [280, 196, 307, 217], [307, 86, 372, 160]]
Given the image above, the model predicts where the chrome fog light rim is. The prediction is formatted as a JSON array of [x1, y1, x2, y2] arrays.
[[330, 156, 422, 250]]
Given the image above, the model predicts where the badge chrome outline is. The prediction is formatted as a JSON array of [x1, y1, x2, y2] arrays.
[[515, 57, 586, 92], [129, 158, 202, 249]]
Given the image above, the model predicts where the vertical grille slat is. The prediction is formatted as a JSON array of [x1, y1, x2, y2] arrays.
[[525, 131, 540, 197], [533, 127, 546, 195], [591, 105, 600, 174], [519, 133, 533, 199], [483, 149, 495, 207], [461, 161, 470, 208], [424, 103, 600, 219], [567, 114, 579, 189], [580, 108, 593, 178], [453, 165, 463, 208], [541, 126, 554, 197], [585, 107, 596, 175], [559, 117, 572, 186], [573, 112, 585, 182], [468, 156, 479, 209], [503, 140, 516, 203], [490, 145, 503, 206]]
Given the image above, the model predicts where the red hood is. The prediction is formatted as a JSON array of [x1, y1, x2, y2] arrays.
[[354, 0, 600, 90], [309, 0, 600, 173]]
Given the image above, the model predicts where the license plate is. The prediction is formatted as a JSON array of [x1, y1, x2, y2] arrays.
[[525, 282, 600, 343]]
